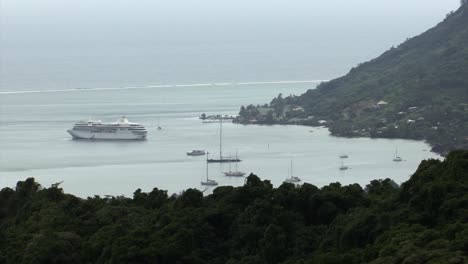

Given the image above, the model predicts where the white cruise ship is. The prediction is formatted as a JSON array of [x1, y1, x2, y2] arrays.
[[67, 116, 147, 140]]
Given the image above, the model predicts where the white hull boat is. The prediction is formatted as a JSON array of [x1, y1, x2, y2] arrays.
[[67, 116, 147, 140]]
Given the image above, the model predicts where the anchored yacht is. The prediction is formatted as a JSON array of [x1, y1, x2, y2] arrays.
[[201, 152, 218, 186], [67, 116, 147, 140], [284, 160, 302, 183], [393, 148, 403, 162]]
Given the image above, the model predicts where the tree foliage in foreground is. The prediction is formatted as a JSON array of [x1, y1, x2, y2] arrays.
[[1, 150, 467, 263]]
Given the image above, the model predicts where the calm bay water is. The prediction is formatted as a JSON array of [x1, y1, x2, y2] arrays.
[[0, 83, 439, 197], [1, 0, 457, 196]]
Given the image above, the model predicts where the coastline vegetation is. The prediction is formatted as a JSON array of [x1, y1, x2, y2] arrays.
[[236, 4, 468, 156]]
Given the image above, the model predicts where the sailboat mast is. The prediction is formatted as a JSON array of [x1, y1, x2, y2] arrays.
[[206, 153, 209, 181], [219, 118, 223, 160], [290, 160, 293, 178], [235, 150, 239, 171]]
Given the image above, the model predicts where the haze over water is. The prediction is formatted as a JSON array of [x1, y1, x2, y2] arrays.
[[1, 0, 459, 91], [0, 0, 459, 196]]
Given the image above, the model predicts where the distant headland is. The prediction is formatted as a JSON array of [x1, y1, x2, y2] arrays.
[[236, 4, 468, 156]]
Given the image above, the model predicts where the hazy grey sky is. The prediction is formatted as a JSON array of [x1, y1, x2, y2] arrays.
[[0, 0, 462, 90], [2, 0, 460, 52], [1, 0, 460, 23]]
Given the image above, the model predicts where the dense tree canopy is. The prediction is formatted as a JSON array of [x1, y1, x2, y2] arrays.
[[1, 150, 467, 263]]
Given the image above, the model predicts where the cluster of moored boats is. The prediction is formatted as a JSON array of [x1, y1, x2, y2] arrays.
[[67, 116, 405, 187], [188, 118, 246, 186], [337, 148, 404, 172], [198, 152, 246, 186]]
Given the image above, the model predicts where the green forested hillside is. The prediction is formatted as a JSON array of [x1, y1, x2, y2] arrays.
[[1, 150, 467, 263], [237, 4, 468, 155]]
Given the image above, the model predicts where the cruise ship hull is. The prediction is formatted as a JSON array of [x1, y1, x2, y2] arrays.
[[67, 129, 146, 140]]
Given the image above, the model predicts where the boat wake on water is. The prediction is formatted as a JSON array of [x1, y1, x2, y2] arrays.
[[0, 80, 328, 95]]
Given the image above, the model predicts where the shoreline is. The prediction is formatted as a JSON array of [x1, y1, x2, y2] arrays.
[[234, 120, 447, 156]]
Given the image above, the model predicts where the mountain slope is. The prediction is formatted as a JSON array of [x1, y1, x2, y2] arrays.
[[238, 4, 468, 155]]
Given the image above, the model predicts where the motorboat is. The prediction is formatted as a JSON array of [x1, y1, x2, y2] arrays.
[[187, 150, 206, 156]]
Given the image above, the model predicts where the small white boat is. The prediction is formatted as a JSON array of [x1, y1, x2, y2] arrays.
[[284, 161, 301, 183], [285, 176, 301, 183], [187, 150, 206, 156]]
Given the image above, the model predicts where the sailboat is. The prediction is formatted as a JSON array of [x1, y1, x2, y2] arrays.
[[201, 152, 218, 186], [157, 119, 162, 130], [339, 159, 349, 170], [207, 118, 241, 163], [224, 150, 246, 177], [393, 148, 403, 162], [284, 160, 301, 183]]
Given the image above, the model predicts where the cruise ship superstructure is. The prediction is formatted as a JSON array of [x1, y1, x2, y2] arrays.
[[67, 116, 147, 140]]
